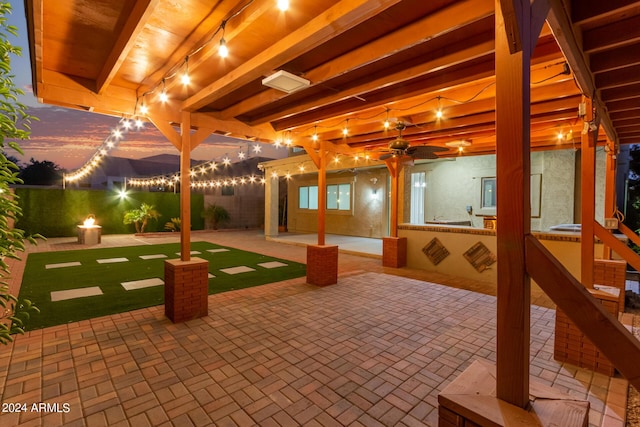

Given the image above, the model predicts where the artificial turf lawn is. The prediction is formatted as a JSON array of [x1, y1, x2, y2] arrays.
[[18, 241, 306, 331]]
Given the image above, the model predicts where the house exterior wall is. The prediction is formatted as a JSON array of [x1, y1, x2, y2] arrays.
[[287, 168, 389, 238], [403, 149, 605, 232]]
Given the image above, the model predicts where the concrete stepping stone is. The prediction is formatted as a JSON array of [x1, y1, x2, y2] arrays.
[[175, 251, 201, 255], [46, 261, 81, 269], [51, 286, 102, 302], [220, 266, 255, 275], [207, 248, 230, 253], [208, 273, 215, 278], [97, 257, 129, 264], [139, 254, 168, 260], [121, 278, 164, 290], [258, 261, 288, 269]]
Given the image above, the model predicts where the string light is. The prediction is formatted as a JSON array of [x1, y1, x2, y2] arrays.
[[435, 96, 443, 119], [277, 0, 289, 11], [159, 79, 169, 103], [64, 118, 136, 183], [219, 21, 229, 58], [383, 109, 390, 129], [181, 57, 190, 86], [343, 119, 349, 137]]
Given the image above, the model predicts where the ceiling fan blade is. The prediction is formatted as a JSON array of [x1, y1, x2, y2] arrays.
[[406, 145, 448, 155], [411, 151, 439, 160], [379, 153, 394, 160]]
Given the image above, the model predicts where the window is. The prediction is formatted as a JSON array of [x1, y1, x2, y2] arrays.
[[327, 183, 351, 211], [299, 184, 351, 211], [481, 177, 496, 209], [299, 186, 318, 210], [410, 172, 426, 223]]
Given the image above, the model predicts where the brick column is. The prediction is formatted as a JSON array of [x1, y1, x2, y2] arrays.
[[383, 236, 407, 268], [307, 245, 338, 286], [164, 258, 209, 323]]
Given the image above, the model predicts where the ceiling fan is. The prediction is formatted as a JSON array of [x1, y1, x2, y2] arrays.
[[378, 121, 447, 160]]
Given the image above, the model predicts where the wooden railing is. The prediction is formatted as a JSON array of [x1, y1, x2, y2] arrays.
[[525, 235, 640, 390]]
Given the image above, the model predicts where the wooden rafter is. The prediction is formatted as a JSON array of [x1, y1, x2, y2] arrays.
[[182, 0, 404, 112]]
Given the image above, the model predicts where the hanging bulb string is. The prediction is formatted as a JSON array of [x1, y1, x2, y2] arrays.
[[133, 0, 257, 113]]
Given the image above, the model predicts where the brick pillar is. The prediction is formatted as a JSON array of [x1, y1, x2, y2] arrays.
[[307, 245, 338, 286], [164, 258, 209, 323], [383, 236, 407, 268]]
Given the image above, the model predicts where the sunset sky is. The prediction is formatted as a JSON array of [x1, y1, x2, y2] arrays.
[[4, 5, 285, 171]]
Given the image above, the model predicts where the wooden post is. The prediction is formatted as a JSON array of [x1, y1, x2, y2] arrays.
[[180, 111, 191, 261], [386, 157, 400, 238], [603, 140, 617, 259], [580, 96, 595, 287], [495, 0, 531, 408], [318, 141, 327, 246]]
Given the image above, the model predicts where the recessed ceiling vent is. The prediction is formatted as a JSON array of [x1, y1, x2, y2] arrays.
[[262, 70, 310, 93]]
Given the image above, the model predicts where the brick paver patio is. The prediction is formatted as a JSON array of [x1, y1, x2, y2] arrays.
[[0, 231, 629, 426]]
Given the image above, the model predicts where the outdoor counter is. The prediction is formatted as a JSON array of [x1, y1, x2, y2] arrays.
[[398, 223, 624, 285]]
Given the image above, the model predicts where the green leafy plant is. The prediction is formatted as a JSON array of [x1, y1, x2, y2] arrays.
[[123, 203, 161, 233], [202, 204, 230, 230], [0, 2, 42, 344], [164, 217, 181, 232]]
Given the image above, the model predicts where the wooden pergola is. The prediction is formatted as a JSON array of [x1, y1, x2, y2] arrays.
[[25, 0, 640, 421]]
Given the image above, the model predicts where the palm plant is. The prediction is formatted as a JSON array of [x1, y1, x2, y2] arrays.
[[123, 203, 161, 233], [202, 204, 230, 230]]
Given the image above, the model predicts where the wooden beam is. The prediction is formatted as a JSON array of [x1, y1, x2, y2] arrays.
[[495, 0, 535, 409], [182, 0, 403, 112], [594, 222, 640, 274], [180, 111, 192, 261], [547, 0, 618, 144], [37, 70, 137, 116], [580, 97, 596, 288], [147, 113, 181, 150], [253, 40, 495, 127], [191, 128, 213, 150], [218, 0, 495, 120], [525, 235, 640, 390], [96, 0, 158, 94], [619, 222, 640, 248], [191, 113, 278, 142]]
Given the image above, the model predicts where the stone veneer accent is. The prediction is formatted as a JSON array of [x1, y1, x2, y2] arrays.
[[306, 245, 338, 286], [164, 257, 209, 323], [383, 236, 407, 268]]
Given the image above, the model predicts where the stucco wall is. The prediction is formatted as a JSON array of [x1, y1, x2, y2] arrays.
[[403, 149, 605, 232], [287, 168, 389, 238], [399, 225, 609, 286]]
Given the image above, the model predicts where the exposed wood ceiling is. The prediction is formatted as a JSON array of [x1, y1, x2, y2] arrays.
[[24, 0, 640, 160]]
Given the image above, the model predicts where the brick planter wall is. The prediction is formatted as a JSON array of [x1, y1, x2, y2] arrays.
[[164, 258, 209, 323], [383, 236, 407, 268], [307, 245, 338, 286], [554, 288, 618, 376]]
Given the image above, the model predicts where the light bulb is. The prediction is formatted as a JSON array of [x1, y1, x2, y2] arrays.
[[219, 38, 229, 58], [140, 104, 148, 115], [160, 90, 168, 103], [436, 109, 443, 119], [277, 0, 289, 11], [181, 72, 190, 86]]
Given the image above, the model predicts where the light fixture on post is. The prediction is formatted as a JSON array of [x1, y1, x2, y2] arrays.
[[262, 70, 310, 93]]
